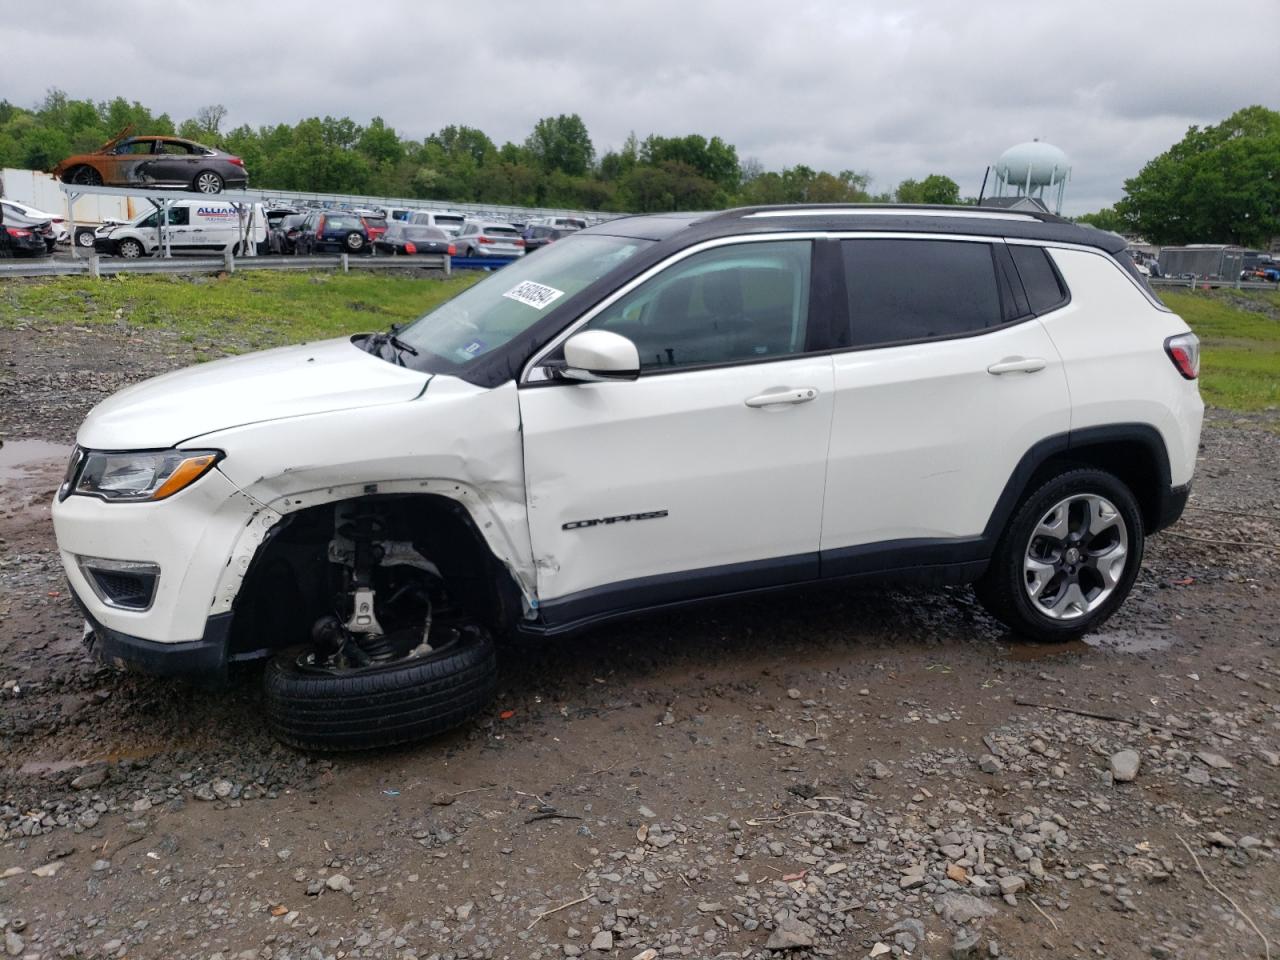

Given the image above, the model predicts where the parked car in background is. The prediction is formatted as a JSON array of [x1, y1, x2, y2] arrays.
[[295, 211, 370, 254], [408, 210, 466, 236], [2, 209, 54, 257], [373, 222, 455, 257], [269, 214, 308, 255], [94, 200, 267, 258], [529, 216, 588, 231], [379, 206, 417, 223], [1, 199, 70, 244], [523, 224, 578, 253], [355, 210, 388, 245], [453, 221, 525, 258], [53, 130, 248, 194]]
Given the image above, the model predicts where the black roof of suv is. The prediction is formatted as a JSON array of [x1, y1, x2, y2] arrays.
[[583, 204, 1127, 253]]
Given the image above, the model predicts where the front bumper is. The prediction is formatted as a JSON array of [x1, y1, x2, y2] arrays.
[[74, 582, 232, 680], [52, 467, 280, 655]]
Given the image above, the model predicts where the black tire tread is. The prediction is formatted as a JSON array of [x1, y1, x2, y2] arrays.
[[263, 630, 496, 751]]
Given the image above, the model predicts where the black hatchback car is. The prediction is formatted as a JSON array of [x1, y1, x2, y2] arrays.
[[269, 214, 308, 255], [295, 211, 371, 255]]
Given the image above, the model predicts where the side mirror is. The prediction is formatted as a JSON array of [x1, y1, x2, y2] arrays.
[[561, 330, 640, 382]]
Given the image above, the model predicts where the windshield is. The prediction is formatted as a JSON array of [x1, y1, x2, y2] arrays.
[[397, 234, 652, 368]]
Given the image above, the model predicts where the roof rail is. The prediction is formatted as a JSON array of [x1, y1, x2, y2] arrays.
[[722, 203, 1068, 224]]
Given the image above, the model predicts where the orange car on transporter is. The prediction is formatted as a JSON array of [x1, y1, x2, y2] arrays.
[[52, 129, 248, 194]]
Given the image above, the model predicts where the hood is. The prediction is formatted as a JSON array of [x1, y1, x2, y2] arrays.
[[78, 337, 430, 450]]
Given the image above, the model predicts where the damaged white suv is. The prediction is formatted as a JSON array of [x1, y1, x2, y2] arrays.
[[53, 205, 1203, 750]]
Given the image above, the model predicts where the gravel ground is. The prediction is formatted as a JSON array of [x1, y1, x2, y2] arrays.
[[1, 321, 1278, 960]]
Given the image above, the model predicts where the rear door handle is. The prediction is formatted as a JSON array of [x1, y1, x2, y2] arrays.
[[987, 356, 1046, 375], [745, 387, 819, 408]]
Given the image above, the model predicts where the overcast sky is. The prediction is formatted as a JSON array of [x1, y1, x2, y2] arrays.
[[9, 1, 1277, 214]]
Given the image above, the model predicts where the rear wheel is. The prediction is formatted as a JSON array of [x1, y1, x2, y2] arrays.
[[344, 231, 365, 253], [76, 228, 96, 248], [194, 171, 224, 194], [975, 468, 1144, 641]]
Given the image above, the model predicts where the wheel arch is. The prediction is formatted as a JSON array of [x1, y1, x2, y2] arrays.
[[225, 490, 528, 664], [984, 424, 1174, 545]]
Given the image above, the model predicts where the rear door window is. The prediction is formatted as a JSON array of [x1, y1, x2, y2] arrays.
[[1009, 245, 1070, 314], [841, 238, 1004, 347]]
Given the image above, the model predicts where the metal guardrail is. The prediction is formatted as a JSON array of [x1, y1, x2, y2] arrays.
[[0, 252, 452, 279], [1150, 277, 1279, 291]]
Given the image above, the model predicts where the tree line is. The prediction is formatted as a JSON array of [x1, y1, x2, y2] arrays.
[[5, 91, 1271, 243], [0, 90, 962, 212], [1076, 106, 1280, 247]]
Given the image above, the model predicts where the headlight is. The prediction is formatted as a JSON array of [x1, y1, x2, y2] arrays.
[[69, 448, 222, 502]]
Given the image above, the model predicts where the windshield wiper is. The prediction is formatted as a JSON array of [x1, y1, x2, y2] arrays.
[[365, 324, 419, 366]]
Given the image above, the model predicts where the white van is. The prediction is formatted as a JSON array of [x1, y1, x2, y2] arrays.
[[379, 206, 417, 223], [94, 200, 268, 258], [408, 210, 466, 237]]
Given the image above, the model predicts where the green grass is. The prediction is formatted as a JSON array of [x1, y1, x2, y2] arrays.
[[1161, 288, 1280, 413], [0, 270, 481, 352]]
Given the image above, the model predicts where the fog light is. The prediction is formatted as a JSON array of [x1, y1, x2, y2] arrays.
[[77, 557, 159, 611]]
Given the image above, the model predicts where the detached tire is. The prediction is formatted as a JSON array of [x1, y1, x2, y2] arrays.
[[263, 626, 497, 751]]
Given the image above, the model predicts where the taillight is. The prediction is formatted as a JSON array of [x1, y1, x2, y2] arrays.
[[316, 216, 325, 235], [6, 227, 31, 237], [515, 238, 525, 247], [447, 244, 456, 256], [228, 156, 244, 167], [1164, 332, 1200, 380], [477, 236, 493, 244], [404, 241, 417, 255]]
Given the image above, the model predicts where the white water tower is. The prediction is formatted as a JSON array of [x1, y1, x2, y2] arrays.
[[991, 140, 1071, 214]]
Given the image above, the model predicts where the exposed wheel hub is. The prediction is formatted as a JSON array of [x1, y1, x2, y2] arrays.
[[1023, 493, 1129, 621]]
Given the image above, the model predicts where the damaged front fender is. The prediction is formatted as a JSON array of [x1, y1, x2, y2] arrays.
[[196, 377, 537, 609]]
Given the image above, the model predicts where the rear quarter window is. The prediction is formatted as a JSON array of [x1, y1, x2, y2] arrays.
[[1009, 245, 1070, 314]]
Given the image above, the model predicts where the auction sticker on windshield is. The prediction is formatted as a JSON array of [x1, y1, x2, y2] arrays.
[[502, 280, 566, 310]]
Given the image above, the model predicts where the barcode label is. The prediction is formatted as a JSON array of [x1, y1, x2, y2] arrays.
[[502, 280, 566, 310]]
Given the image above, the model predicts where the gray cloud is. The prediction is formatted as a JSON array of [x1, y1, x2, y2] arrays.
[[7, 0, 1276, 213]]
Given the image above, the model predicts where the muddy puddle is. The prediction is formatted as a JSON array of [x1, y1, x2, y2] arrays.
[[0, 438, 68, 482], [1005, 628, 1174, 661]]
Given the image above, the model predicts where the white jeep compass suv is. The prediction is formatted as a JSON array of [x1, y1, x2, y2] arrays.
[[53, 205, 1203, 750]]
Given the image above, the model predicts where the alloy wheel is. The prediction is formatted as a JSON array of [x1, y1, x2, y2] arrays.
[[1023, 493, 1129, 620], [196, 172, 223, 194]]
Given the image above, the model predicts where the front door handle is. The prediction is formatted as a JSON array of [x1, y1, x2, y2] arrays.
[[744, 386, 819, 408], [987, 356, 1046, 375]]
